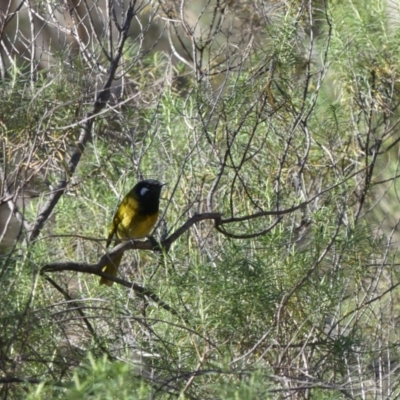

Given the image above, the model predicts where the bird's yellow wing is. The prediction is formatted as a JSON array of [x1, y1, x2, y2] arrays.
[[105, 192, 137, 247], [106, 211, 121, 248]]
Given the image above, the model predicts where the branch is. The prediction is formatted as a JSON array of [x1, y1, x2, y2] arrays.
[[40, 174, 365, 279], [41, 213, 222, 317], [0, 377, 41, 384], [162, 213, 222, 248]]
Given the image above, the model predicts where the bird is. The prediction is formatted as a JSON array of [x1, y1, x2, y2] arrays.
[[99, 179, 165, 286]]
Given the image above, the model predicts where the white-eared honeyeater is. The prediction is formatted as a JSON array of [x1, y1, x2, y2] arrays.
[[99, 179, 164, 286]]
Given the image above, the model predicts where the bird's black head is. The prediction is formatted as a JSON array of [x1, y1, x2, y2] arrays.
[[133, 179, 165, 214]]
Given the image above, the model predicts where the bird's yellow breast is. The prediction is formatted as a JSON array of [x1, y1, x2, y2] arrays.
[[114, 195, 159, 240]]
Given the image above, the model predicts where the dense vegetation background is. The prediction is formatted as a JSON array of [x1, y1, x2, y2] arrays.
[[2, 0, 400, 398]]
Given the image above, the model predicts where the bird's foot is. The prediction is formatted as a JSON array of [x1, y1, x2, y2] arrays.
[[148, 236, 161, 250]]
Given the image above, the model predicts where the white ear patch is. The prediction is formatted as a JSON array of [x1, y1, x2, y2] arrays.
[[140, 187, 149, 196]]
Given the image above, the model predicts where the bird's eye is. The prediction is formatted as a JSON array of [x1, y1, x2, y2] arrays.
[[140, 187, 149, 196]]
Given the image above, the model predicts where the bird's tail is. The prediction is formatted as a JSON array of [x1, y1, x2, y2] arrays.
[[99, 251, 124, 286]]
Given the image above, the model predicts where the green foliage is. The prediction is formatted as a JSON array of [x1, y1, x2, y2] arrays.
[[66, 355, 150, 400]]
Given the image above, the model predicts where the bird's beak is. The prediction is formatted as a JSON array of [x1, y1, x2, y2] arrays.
[[160, 182, 166, 187]]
